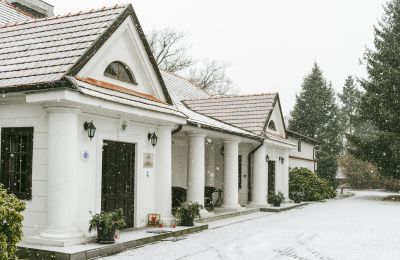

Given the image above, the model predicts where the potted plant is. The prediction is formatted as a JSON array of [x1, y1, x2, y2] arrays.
[[89, 209, 126, 244], [175, 202, 202, 226], [291, 191, 304, 203], [269, 192, 285, 207]]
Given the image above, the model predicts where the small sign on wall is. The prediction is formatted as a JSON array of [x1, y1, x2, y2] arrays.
[[143, 153, 154, 168]]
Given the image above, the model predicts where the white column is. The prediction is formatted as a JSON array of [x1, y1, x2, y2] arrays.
[[187, 133, 206, 205], [155, 126, 174, 224], [221, 140, 242, 210], [205, 142, 215, 187], [39, 107, 83, 243], [250, 144, 268, 207], [281, 151, 290, 201]]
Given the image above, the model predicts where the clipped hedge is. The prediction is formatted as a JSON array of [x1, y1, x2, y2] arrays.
[[289, 168, 336, 202], [0, 184, 25, 259]]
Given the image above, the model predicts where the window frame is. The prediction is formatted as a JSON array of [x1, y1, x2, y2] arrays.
[[268, 120, 277, 131], [104, 61, 138, 85], [0, 127, 34, 200]]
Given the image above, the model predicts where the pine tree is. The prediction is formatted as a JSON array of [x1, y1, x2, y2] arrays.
[[289, 63, 342, 185], [338, 76, 362, 151], [349, 0, 400, 178]]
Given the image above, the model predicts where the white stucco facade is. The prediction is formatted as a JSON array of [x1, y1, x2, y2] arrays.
[[287, 131, 318, 172]]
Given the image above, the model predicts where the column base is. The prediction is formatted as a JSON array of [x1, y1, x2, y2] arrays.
[[248, 202, 269, 208], [26, 230, 86, 247], [218, 204, 244, 212], [160, 215, 175, 227], [199, 208, 214, 218]]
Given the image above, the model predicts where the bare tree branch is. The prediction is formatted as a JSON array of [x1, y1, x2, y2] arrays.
[[146, 28, 193, 73], [189, 60, 235, 96]]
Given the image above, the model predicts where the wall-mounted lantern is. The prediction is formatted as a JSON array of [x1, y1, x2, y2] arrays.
[[83, 121, 96, 140], [148, 132, 158, 147], [220, 146, 224, 156], [121, 120, 128, 132], [279, 156, 285, 164], [265, 155, 270, 163]]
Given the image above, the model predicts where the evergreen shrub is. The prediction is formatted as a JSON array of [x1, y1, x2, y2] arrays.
[[289, 168, 336, 201], [0, 184, 25, 259]]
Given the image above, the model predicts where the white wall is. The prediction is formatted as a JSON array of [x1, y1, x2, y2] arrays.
[[288, 136, 316, 172], [0, 104, 48, 237]]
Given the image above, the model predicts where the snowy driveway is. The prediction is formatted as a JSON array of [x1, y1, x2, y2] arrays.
[[104, 191, 400, 260]]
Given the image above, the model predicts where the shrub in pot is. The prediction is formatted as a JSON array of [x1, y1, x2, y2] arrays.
[[175, 202, 202, 226], [269, 192, 285, 207], [89, 209, 126, 244]]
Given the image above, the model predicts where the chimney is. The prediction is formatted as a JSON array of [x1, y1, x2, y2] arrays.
[[6, 0, 54, 18]]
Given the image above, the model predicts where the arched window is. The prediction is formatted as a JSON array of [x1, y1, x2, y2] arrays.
[[104, 61, 137, 85], [268, 120, 277, 131]]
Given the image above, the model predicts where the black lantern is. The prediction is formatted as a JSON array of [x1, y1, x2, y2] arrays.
[[279, 156, 285, 164], [265, 155, 270, 163], [220, 146, 224, 156], [84, 121, 96, 140], [148, 132, 158, 147]]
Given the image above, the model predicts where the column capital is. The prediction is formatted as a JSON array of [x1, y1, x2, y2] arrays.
[[157, 125, 175, 131], [43, 106, 81, 114], [222, 139, 241, 145], [187, 132, 207, 138]]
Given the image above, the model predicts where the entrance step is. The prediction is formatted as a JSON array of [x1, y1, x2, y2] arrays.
[[17, 224, 208, 260], [195, 207, 260, 223], [260, 202, 308, 212]]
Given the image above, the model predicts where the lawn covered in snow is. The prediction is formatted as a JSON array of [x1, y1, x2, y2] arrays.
[[104, 191, 400, 260]]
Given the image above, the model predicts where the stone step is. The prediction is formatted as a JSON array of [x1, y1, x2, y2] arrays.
[[195, 208, 260, 223]]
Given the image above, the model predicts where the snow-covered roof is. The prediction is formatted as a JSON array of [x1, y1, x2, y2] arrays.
[[162, 72, 260, 139], [68, 77, 186, 118], [287, 129, 319, 144], [0, 4, 128, 89], [0, 1, 32, 24], [183, 93, 277, 136]]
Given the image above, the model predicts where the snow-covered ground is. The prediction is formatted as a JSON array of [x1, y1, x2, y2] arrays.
[[104, 191, 400, 260]]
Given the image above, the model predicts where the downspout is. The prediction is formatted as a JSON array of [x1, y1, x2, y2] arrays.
[[247, 138, 265, 203], [172, 125, 183, 135]]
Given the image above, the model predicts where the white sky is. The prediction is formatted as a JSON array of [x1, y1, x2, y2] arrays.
[[47, 0, 386, 115]]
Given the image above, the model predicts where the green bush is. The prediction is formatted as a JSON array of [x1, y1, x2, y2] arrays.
[[289, 168, 336, 201], [0, 184, 26, 259], [338, 155, 381, 189]]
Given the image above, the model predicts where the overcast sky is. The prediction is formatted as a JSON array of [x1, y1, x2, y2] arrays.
[[47, 0, 386, 115]]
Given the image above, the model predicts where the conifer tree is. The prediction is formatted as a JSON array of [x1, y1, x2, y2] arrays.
[[338, 76, 362, 151], [289, 63, 342, 185], [349, 0, 400, 178]]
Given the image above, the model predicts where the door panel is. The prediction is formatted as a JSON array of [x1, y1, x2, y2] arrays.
[[101, 141, 135, 228]]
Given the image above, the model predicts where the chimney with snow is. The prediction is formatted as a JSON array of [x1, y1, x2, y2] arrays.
[[6, 0, 54, 18]]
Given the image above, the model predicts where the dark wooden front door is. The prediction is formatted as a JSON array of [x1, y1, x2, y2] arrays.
[[101, 141, 135, 228], [268, 161, 276, 195]]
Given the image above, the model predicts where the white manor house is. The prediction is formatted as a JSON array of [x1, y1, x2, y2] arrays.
[[0, 0, 317, 246]]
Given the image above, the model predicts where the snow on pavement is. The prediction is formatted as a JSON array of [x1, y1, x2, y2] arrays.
[[103, 191, 400, 260]]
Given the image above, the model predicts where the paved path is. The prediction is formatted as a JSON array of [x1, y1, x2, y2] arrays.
[[104, 191, 400, 260]]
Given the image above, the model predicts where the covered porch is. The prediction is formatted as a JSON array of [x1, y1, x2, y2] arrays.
[[171, 125, 295, 216]]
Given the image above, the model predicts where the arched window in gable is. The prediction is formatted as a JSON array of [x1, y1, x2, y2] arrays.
[[268, 120, 277, 131], [104, 61, 137, 85]]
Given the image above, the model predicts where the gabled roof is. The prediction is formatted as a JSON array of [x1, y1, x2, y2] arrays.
[[0, 1, 32, 24], [0, 4, 173, 104], [286, 129, 319, 145], [162, 72, 260, 139], [183, 93, 278, 136]]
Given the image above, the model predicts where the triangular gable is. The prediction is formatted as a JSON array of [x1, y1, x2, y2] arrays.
[[264, 95, 287, 138], [67, 5, 173, 105]]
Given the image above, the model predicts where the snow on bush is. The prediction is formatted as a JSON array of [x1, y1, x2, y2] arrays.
[[0, 184, 25, 259], [289, 168, 336, 201]]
